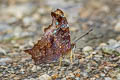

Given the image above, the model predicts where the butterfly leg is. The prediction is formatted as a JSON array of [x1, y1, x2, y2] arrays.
[[73, 50, 75, 61], [56, 56, 62, 69], [73, 43, 76, 60], [73, 48, 76, 61], [70, 43, 76, 63], [59, 56, 62, 67], [70, 50, 73, 64]]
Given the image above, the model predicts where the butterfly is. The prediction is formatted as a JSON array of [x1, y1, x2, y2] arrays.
[[24, 9, 93, 65]]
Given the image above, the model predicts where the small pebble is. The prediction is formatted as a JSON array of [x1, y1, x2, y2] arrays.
[[83, 46, 93, 52], [114, 22, 120, 32], [82, 72, 88, 77], [94, 54, 102, 61], [104, 77, 112, 80], [52, 74, 59, 79], [23, 17, 35, 26], [75, 77, 80, 80], [68, 73, 75, 78], [99, 43, 107, 47], [100, 73, 105, 77], [0, 23, 12, 32], [0, 47, 6, 55], [82, 46, 93, 56], [108, 39, 117, 45], [116, 35, 120, 40], [38, 74, 52, 80], [117, 73, 120, 80], [31, 65, 37, 72], [38, 8, 46, 14], [0, 57, 12, 63]]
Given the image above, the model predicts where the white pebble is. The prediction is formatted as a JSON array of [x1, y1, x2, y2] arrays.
[[114, 22, 120, 32], [38, 74, 52, 80], [0, 47, 6, 55], [0, 57, 12, 63], [105, 77, 112, 80], [117, 73, 120, 80], [31, 65, 37, 72], [108, 39, 117, 45], [99, 43, 107, 47], [82, 46, 93, 53]]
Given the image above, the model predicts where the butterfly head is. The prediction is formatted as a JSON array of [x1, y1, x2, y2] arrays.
[[51, 9, 64, 18], [51, 9, 69, 32]]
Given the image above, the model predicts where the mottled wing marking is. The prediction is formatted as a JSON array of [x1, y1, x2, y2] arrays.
[[24, 9, 72, 64]]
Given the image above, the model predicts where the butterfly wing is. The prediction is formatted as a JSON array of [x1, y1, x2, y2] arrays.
[[24, 9, 71, 64], [52, 9, 71, 56]]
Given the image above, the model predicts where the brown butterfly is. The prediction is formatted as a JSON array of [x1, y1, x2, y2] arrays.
[[24, 9, 92, 65]]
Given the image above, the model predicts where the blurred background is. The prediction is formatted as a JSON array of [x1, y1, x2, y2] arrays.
[[0, 0, 120, 48], [0, 0, 120, 79]]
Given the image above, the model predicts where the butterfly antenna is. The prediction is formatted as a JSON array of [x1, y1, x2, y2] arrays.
[[74, 28, 93, 43]]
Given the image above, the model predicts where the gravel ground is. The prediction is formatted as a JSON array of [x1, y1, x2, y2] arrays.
[[0, 0, 120, 80]]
